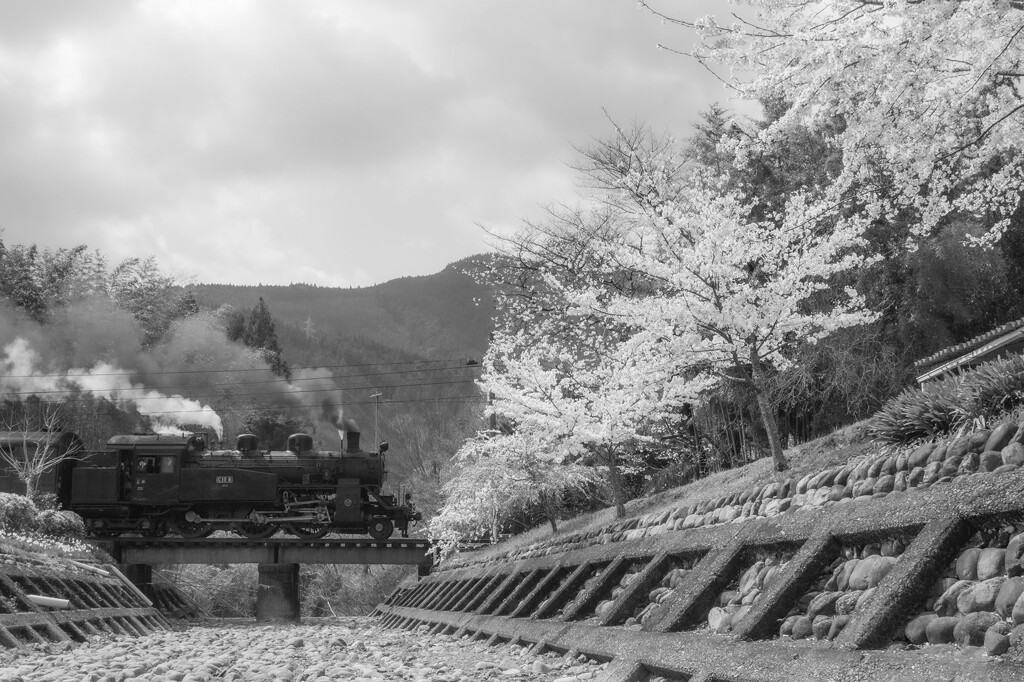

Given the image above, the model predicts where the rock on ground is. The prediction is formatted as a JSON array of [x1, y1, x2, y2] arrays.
[[0, 618, 607, 682]]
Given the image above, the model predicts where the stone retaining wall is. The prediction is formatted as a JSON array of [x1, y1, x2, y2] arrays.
[[375, 425, 1024, 681], [0, 555, 170, 649]]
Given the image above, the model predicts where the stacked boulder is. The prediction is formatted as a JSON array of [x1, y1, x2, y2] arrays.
[[616, 556, 701, 628], [781, 539, 906, 641], [592, 566, 644, 622], [903, 525, 1024, 656], [448, 420, 1024, 573], [548, 566, 603, 619], [706, 552, 793, 634]]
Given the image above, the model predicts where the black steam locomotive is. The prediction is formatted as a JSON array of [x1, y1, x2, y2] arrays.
[[57, 424, 421, 540]]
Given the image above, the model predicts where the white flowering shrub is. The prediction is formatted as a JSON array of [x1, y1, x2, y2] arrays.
[[0, 492, 40, 533], [0, 530, 95, 561]]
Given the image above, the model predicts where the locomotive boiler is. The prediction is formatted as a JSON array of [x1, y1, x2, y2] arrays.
[[58, 424, 421, 540]]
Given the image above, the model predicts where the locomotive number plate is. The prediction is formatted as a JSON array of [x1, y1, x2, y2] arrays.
[[216, 476, 233, 485]]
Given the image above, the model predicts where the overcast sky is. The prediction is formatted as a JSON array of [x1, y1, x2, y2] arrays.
[[0, 1, 735, 288]]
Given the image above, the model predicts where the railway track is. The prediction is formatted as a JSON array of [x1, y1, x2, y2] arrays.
[[93, 536, 434, 569]]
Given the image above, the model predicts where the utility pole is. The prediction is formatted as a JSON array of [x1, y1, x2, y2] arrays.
[[371, 391, 383, 449]]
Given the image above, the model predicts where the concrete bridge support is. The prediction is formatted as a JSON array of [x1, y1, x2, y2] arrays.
[[256, 563, 300, 622]]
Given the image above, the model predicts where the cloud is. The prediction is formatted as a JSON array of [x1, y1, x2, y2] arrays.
[[0, 1, 731, 287]]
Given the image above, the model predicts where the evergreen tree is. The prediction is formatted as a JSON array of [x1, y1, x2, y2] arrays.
[[243, 297, 289, 379]]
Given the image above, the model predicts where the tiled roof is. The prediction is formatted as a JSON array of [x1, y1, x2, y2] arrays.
[[913, 316, 1024, 369]]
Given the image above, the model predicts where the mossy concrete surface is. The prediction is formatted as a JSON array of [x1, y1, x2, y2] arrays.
[[377, 466, 1024, 680]]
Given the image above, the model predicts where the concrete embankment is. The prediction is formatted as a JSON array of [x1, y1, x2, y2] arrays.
[[375, 426, 1024, 681]]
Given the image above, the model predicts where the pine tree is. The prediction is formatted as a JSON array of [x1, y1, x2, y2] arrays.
[[243, 297, 289, 379]]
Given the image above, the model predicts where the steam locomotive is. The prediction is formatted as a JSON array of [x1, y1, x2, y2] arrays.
[[56, 424, 421, 540]]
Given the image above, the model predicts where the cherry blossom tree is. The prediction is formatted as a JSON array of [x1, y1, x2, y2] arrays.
[[578, 171, 877, 471], [642, 0, 1024, 244], [428, 430, 600, 558]]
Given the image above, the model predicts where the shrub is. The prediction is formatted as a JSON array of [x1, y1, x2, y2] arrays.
[[37, 509, 85, 538], [0, 493, 40, 533], [870, 354, 1024, 443]]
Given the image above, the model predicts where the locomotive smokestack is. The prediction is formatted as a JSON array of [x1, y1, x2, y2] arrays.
[[343, 419, 360, 453]]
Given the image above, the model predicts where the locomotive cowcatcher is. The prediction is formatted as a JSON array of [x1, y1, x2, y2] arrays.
[[57, 423, 421, 540]]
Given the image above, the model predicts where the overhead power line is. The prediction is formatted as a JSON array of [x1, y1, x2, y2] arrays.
[[0, 357, 480, 380], [62, 394, 489, 416], [0, 376, 483, 400]]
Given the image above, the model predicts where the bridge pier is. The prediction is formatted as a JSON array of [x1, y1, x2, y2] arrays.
[[121, 563, 154, 599], [256, 563, 300, 622]]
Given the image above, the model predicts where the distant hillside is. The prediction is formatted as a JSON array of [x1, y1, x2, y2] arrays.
[[191, 256, 496, 366]]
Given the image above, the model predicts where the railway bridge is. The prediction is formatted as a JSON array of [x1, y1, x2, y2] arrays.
[[99, 536, 433, 621]]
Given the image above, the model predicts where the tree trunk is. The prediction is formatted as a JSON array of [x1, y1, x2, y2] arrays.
[[24, 476, 35, 501], [604, 446, 628, 517], [540, 491, 558, 533], [749, 345, 789, 472]]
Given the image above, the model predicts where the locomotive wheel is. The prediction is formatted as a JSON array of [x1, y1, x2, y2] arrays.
[[368, 518, 394, 540], [231, 521, 278, 539], [173, 519, 213, 539], [284, 523, 329, 540]]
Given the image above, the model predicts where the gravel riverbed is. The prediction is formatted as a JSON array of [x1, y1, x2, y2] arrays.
[[0, 619, 608, 682]]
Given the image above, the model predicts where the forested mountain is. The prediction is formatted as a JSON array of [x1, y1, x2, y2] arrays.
[[190, 256, 496, 367]]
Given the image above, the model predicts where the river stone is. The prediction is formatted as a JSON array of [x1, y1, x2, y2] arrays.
[[824, 614, 849, 641], [1007, 534, 1024, 576], [790, 616, 814, 640], [958, 577, 1005, 614], [969, 429, 992, 453], [882, 539, 906, 557], [834, 465, 853, 486], [811, 615, 833, 640], [1003, 442, 1024, 467], [855, 587, 877, 611], [979, 451, 1004, 473], [985, 628, 1011, 656], [954, 611, 1001, 647], [1012, 590, 1024, 624], [708, 607, 732, 632], [939, 454, 964, 478], [995, 577, 1024, 617], [873, 474, 896, 495], [836, 559, 858, 591], [977, 548, 1006, 581], [835, 591, 863, 615], [905, 613, 937, 645], [946, 436, 972, 459], [908, 443, 936, 469], [928, 442, 949, 464], [926, 616, 960, 644], [893, 450, 910, 472], [780, 615, 799, 637], [935, 580, 974, 617], [848, 555, 885, 591], [892, 470, 908, 492], [796, 474, 814, 495], [867, 457, 886, 478], [867, 555, 897, 588], [986, 423, 1017, 452], [922, 461, 943, 486], [957, 547, 983, 580], [958, 452, 980, 475], [807, 592, 843, 618], [1010, 623, 1024, 647], [907, 466, 925, 488]]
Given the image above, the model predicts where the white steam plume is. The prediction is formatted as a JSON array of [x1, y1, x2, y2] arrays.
[[2, 337, 224, 438]]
